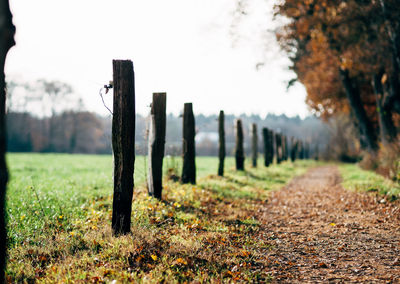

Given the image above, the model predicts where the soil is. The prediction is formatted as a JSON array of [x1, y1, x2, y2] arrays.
[[260, 166, 400, 283]]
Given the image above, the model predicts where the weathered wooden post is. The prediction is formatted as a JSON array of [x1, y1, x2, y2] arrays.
[[182, 103, 196, 184], [218, 110, 225, 176], [111, 60, 136, 235], [262, 128, 269, 167], [235, 119, 245, 170], [267, 129, 273, 165], [290, 137, 298, 162], [148, 93, 166, 199], [0, 0, 14, 280], [275, 133, 282, 164], [251, 123, 258, 168]]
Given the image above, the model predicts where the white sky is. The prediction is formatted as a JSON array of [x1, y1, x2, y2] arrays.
[[5, 0, 309, 118]]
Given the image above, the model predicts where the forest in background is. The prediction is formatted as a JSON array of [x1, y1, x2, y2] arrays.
[[7, 109, 330, 157]]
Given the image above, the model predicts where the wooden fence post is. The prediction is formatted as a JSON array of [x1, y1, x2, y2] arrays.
[[235, 119, 245, 170], [275, 133, 282, 164], [0, 0, 14, 280], [290, 137, 297, 162], [182, 103, 196, 184], [111, 60, 136, 235], [268, 130, 274, 165], [148, 93, 166, 199], [218, 110, 225, 176], [251, 123, 258, 168], [262, 128, 269, 167]]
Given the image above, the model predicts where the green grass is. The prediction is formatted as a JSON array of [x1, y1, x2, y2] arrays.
[[5, 153, 318, 282], [339, 163, 400, 199]]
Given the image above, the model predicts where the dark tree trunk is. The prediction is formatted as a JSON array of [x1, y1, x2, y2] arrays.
[[111, 60, 136, 235], [372, 72, 397, 143], [218, 110, 225, 176], [339, 69, 378, 152], [251, 123, 258, 167], [262, 128, 270, 167], [235, 119, 245, 170], [148, 93, 166, 199], [0, 0, 14, 280], [181, 103, 196, 184]]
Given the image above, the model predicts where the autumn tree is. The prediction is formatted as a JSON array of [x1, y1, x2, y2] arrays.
[[275, 0, 400, 150]]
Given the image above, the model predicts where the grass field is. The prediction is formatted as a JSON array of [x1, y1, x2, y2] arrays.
[[339, 163, 400, 199], [5, 153, 317, 282]]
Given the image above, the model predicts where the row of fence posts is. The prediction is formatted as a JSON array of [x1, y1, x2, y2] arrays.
[[110, 60, 316, 235]]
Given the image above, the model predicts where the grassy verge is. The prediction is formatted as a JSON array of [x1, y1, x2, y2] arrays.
[[5, 154, 317, 282], [339, 163, 400, 199]]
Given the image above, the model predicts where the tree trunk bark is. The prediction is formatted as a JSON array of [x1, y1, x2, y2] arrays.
[[181, 103, 196, 184], [235, 119, 245, 170], [147, 93, 166, 199], [251, 123, 257, 168], [372, 72, 397, 143], [218, 110, 225, 176], [0, 0, 14, 280], [339, 69, 378, 152], [111, 60, 136, 235]]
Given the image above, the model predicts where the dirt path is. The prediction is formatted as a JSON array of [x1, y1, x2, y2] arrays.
[[260, 166, 400, 283]]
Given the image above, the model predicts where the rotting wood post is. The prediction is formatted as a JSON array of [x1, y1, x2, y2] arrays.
[[284, 136, 289, 161], [0, 0, 14, 280], [251, 123, 258, 168], [290, 137, 297, 162], [181, 103, 196, 184], [147, 93, 166, 199], [262, 128, 269, 167], [268, 129, 274, 165], [111, 60, 136, 235], [235, 119, 245, 170], [275, 133, 282, 164], [218, 110, 225, 176]]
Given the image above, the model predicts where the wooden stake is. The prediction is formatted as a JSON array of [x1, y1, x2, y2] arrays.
[[235, 119, 245, 170], [148, 93, 166, 199], [262, 127, 270, 167], [0, 0, 14, 279], [218, 110, 225, 176], [182, 103, 196, 184], [251, 123, 258, 167], [111, 60, 136, 235]]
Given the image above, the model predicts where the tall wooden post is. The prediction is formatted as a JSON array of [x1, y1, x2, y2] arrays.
[[0, 0, 14, 280], [314, 144, 319, 161], [148, 93, 166, 199], [290, 137, 298, 162], [275, 133, 282, 164], [235, 119, 245, 170], [182, 103, 196, 184], [251, 123, 258, 167], [111, 60, 136, 235], [268, 130, 274, 165], [218, 110, 225, 176], [262, 128, 269, 167]]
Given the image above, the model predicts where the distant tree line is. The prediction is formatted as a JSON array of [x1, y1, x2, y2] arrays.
[[6, 78, 331, 156]]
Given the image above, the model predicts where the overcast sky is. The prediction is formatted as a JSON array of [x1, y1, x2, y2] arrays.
[[5, 0, 309, 118]]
